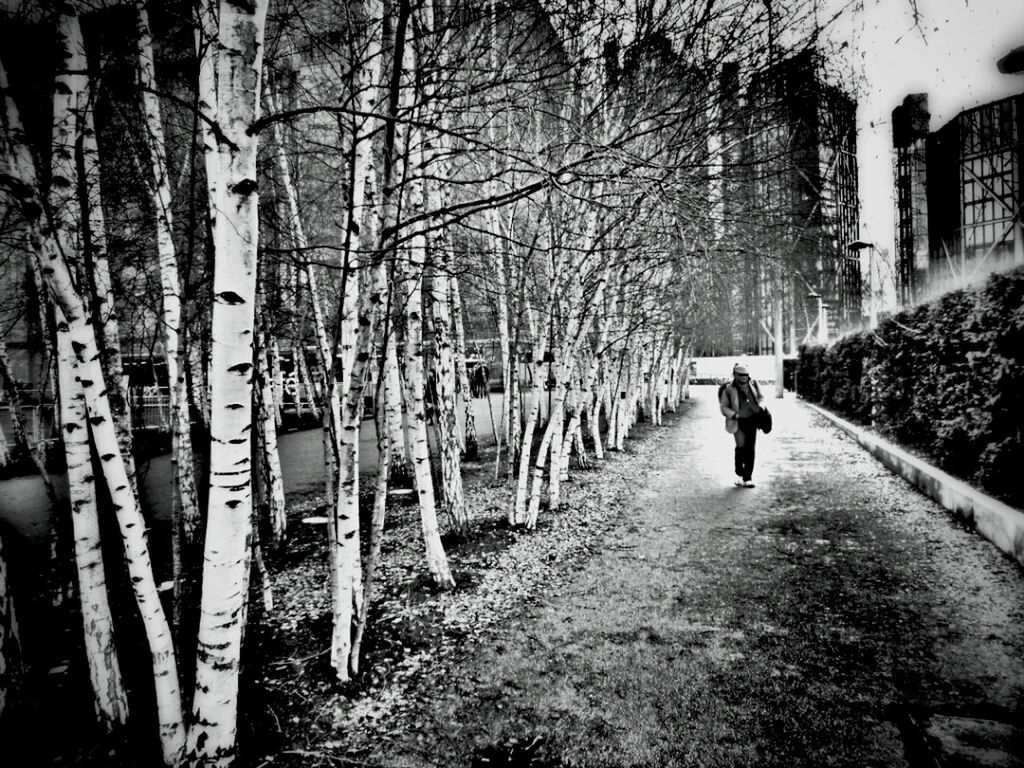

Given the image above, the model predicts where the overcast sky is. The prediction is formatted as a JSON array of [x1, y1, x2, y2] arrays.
[[841, 0, 1024, 297]]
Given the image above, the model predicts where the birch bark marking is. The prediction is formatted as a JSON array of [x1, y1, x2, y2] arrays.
[[1, 53, 187, 765], [187, 2, 269, 764], [56, 309, 129, 730], [135, 2, 201, 549]]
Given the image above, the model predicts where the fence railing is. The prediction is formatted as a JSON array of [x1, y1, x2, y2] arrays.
[[0, 403, 57, 450], [1, 383, 327, 452]]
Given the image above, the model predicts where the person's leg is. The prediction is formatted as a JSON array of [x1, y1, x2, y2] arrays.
[[744, 422, 758, 483], [737, 419, 756, 483], [733, 428, 746, 484]]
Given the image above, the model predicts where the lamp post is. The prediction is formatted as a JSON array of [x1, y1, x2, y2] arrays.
[[847, 239, 876, 328], [807, 292, 827, 345]]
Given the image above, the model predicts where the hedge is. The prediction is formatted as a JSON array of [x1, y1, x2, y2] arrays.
[[797, 265, 1024, 509]]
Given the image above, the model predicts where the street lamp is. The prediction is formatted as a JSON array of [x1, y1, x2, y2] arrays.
[[807, 291, 827, 345], [847, 240, 876, 328]]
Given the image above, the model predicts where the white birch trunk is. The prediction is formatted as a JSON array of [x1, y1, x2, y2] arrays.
[[56, 308, 129, 730], [328, 0, 387, 683], [427, 263, 468, 531], [401, 236, 454, 586], [526, 248, 599, 519], [506, 330, 521, 481], [255, 315, 286, 545], [558, 367, 578, 482], [449, 275, 478, 459], [606, 356, 621, 451], [270, 337, 283, 427], [512, 301, 545, 525], [384, 336, 409, 477], [187, 2, 269, 764], [494, 234, 514, 462], [419, 0, 467, 531], [135, 2, 201, 553], [293, 338, 316, 418], [196, 0, 220, 247], [336, 0, 385, 403], [77, 61, 136, 490], [189, 341, 211, 431], [590, 377, 605, 461], [349, 332, 395, 674], [562, 313, 609, 474], [262, 81, 329, 434], [2, 51, 187, 765], [525, 395, 561, 529]]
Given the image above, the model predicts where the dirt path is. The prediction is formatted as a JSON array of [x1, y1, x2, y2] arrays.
[[338, 387, 1024, 768]]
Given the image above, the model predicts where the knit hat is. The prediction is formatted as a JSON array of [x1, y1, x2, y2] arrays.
[[733, 364, 750, 376]]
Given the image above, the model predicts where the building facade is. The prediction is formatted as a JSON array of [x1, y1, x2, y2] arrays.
[[893, 92, 1024, 305], [696, 49, 861, 356]]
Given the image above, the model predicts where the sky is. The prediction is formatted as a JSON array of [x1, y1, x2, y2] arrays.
[[836, 0, 1024, 301]]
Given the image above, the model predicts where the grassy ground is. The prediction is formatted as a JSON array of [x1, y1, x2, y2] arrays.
[[239, 408, 689, 768]]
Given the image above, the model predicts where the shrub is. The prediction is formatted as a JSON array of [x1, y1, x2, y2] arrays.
[[796, 266, 1024, 508]]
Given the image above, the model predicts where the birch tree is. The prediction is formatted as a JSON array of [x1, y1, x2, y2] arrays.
[[254, 287, 286, 546], [264, 82, 340, 508], [449, 274, 478, 459], [1, 32, 187, 767], [68, 22, 138, 498], [420, 0, 467, 533], [56, 307, 129, 730], [325, 0, 389, 683], [186, 1, 270, 763], [389, 10, 455, 575], [133, 2, 202, 633]]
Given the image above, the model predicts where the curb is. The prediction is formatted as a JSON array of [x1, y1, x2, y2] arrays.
[[803, 401, 1024, 569]]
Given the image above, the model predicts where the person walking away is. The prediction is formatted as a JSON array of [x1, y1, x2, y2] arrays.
[[719, 363, 765, 487]]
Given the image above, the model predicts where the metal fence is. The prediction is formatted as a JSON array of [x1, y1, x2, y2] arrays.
[[0, 403, 57, 450], [129, 386, 171, 431], [0, 387, 175, 453], [0, 382, 332, 453]]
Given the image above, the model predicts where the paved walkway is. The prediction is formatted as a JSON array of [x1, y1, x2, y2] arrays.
[[369, 386, 1024, 767]]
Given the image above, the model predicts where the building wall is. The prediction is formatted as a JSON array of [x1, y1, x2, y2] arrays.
[[893, 93, 931, 305], [893, 92, 1023, 305], [743, 50, 861, 350]]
